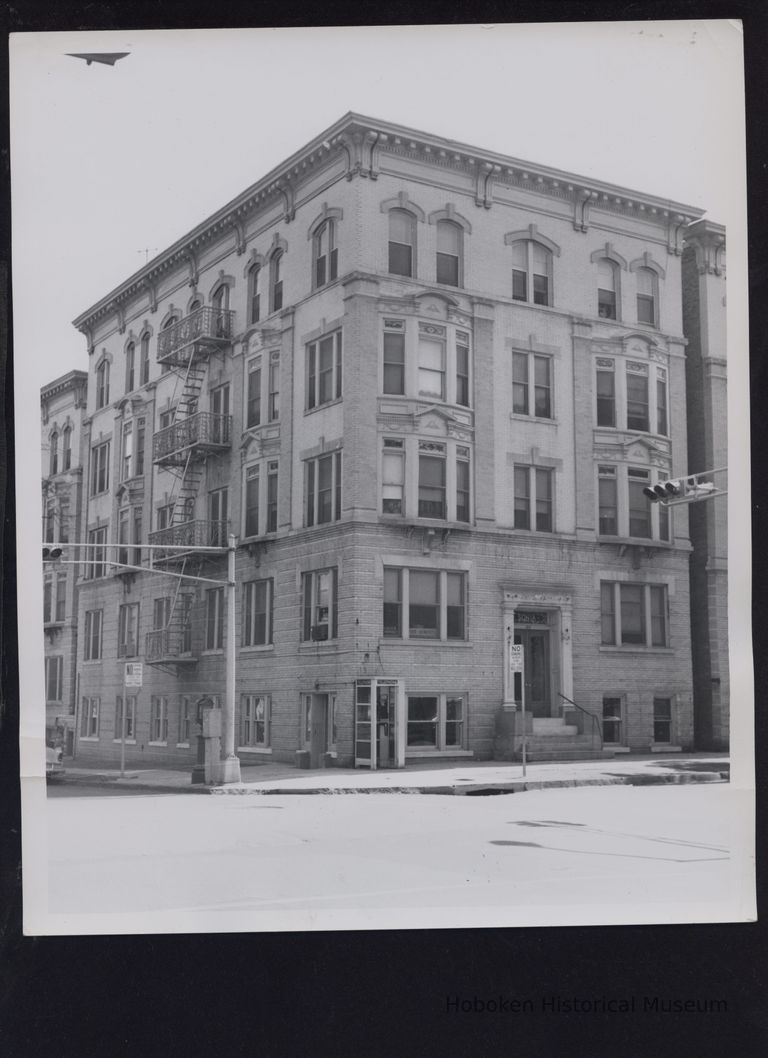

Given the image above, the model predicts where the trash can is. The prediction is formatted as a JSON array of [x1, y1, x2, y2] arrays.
[[296, 750, 311, 770]]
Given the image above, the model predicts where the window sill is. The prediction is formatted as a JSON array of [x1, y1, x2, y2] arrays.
[[237, 746, 273, 755], [381, 637, 472, 647], [201, 649, 225, 656], [650, 744, 682, 753], [599, 646, 673, 655], [112, 739, 137, 745], [83, 660, 103, 666], [176, 742, 190, 749], [597, 536, 672, 548], [240, 644, 275, 653], [298, 639, 339, 650], [405, 749, 473, 758], [148, 741, 168, 747], [509, 413, 557, 425], [79, 736, 100, 742]]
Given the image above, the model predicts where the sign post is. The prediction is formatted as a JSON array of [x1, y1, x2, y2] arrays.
[[509, 644, 526, 777], [122, 662, 143, 777]]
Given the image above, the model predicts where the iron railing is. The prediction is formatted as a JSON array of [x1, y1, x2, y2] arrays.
[[157, 306, 235, 363], [145, 629, 194, 662], [558, 692, 604, 751], [153, 411, 232, 462], [148, 519, 229, 555]]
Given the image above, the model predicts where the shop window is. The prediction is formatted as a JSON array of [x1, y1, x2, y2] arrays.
[[407, 694, 466, 749]]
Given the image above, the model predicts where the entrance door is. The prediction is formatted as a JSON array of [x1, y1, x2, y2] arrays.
[[376, 683, 396, 768], [355, 679, 405, 768], [309, 694, 328, 768], [514, 629, 551, 717]]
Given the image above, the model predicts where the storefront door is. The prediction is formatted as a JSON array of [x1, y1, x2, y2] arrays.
[[355, 679, 405, 768]]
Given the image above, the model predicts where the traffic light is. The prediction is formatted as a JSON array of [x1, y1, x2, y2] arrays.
[[642, 479, 683, 503], [43, 546, 63, 562]]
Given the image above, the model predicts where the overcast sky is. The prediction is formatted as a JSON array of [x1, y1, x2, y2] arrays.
[[11, 20, 745, 393]]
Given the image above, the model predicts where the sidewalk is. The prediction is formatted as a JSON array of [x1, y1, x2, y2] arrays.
[[57, 752, 730, 796]]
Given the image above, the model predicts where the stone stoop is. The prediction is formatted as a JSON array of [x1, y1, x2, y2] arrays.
[[521, 717, 613, 761]]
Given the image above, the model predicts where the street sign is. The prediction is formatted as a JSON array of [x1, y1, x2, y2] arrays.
[[509, 644, 524, 673], [124, 662, 143, 687]]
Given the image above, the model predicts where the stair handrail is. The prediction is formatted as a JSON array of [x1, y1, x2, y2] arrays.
[[557, 693, 603, 751]]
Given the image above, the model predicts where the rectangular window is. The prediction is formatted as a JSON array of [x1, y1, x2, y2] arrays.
[[268, 361, 280, 421], [656, 376, 668, 436], [532, 244, 550, 306], [121, 422, 133, 480], [153, 596, 171, 631], [117, 506, 130, 566], [456, 452, 470, 523], [178, 696, 192, 745], [653, 697, 673, 743], [382, 440, 404, 515], [245, 464, 260, 537], [598, 287, 617, 320], [628, 468, 652, 538], [307, 333, 342, 409], [55, 572, 67, 622], [205, 587, 224, 651], [418, 336, 445, 399], [209, 487, 229, 548], [84, 609, 103, 660], [513, 352, 552, 418], [242, 579, 273, 647], [118, 602, 140, 658], [302, 568, 338, 642], [600, 582, 668, 648], [596, 366, 616, 427], [115, 695, 136, 740], [305, 451, 342, 527], [86, 526, 107, 579], [383, 568, 402, 637], [456, 339, 470, 407], [266, 461, 278, 533], [446, 572, 465, 639], [418, 446, 446, 519], [407, 694, 466, 750], [150, 696, 168, 744], [180, 595, 193, 655], [90, 441, 110, 495], [247, 362, 262, 428], [43, 573, 53, 623], [241, 695, 270, 747], [514, 466, 553, 532], [602, 697, 622, 744], [409, 570, 440, 639], [45, 656, 63, 702], [80, 697, 100, 738], [626, 369, 650, 431], [598, 466, 618, 536], [383, 330, 405, 395]]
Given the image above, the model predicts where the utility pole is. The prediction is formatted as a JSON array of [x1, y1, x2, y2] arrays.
[[216, 534, 241, 784]]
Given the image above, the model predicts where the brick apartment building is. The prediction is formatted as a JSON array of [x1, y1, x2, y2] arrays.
[[41, 370, 88, 754], [56, 113, 726, 770]]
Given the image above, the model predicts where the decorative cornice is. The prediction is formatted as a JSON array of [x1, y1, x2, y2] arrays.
[[684, 219, 726, 276]]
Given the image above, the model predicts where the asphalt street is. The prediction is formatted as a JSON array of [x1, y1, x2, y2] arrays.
[[41, 783, 751, 931]]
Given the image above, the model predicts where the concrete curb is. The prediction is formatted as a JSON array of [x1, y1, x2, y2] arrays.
[[209, 770, 729, 797]]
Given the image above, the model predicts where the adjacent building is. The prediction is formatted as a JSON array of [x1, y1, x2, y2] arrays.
[[41, 369, 88, 754], [56, 113, 726, 770]]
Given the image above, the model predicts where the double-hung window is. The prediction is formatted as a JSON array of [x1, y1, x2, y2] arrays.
[[62, 426, 72, 471], [209, 487, 229, 548], [84, 610, 103, 660], [240, 695, 270, 748], [205, 587, 224, 650], [115, 695, 136, 740], [80, 697, 100, 738], [596, 361, 616, 426], [511, 240, 552, 306], [302, 568, 338, 642], [150, 696, 168, 744], [626, 365, 650, 431], [383, 324, 406, 395], [598, 465, 618, 535], [49, 432, 59, 475], [248, 264, 261, 325], [417, 330, 445, 400], [456, 335, 470, 406], [45, 656, 63, 702], [627, 467, 652, 538], [383, 568, 466, 641], [125, 342, 136, 392], [270, 251, 283, 314], [407, 694, 466, 750], [435, 220, 461, 287], [121, 422, 134, 481], [244, 465, 260, 537], [247, 360, 262, 427], [90, 441, 110, 495], [382, 439, 405, 515], [266, 461, 278, 532], [636, 267, 657, 326], [140, 334, 150, 386], [389, 209, 415, 277], [656, 372, 668, 436], [514, 466, 553, 532], [305, 451, 342, 527], [86, 526, 107, 579], [512, 352, 552, 418], [418, 443, 446, 519], [653, 697, 673, 743], [456, 448, 471, 523], [96, 360, 110, 409], [313, 220, 338, 288], [242, 579, 273, 647], [118, 602, 140, 658], [307, 332, 342, 409], [597, 260, 618, 319], [600, 582, 668, 647]]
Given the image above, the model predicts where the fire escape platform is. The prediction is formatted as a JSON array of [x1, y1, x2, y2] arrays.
[[156, 306, 235, 368], [152, 411, 232, 466]]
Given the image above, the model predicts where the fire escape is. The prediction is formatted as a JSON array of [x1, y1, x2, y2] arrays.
[[145, 305, 234, 668]]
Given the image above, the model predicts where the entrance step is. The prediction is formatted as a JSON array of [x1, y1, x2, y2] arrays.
[[523, 746, 615, 762], [531, 719, 579, 737]]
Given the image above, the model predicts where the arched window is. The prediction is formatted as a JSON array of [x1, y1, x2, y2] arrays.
[[636, 268, 657, 326], [125, 341, 136, 392], [510, 240, 552, 306], [62, 426, 72, 471], [313, 220, 338, 289], [49, 431, 59, 475], [212, 286, 230, 337], [270, 252, 283, 314], [96, 360, 110, 409], [597, 260, 618, 319], [248, 264, 261, 325], [436, 220, 462, 287], [140, 333, 151, 386], [160, 316, 178, 374], [389, 209, 416, 277]]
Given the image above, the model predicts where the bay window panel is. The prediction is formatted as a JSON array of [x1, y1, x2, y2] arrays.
[[268, 362, 280, 421], [512, 352, 529, 414], [533, 356, 552, 418], [418, 338, 445, 399], [383, 332, 405, 394], [535, 468, 553, 531], [656, 377, 668, 436], [620, 585, 646, 644], [596, 368, 616, 427], [382, 451, 404, 514], [626, 372, 649, 431], [456, 458, 470, 523], [600, 583, 616, 644], [628, 473, 652, 538], [598, 471, 618, 535], [245, 467, 260, 537], [409, 571, 440, 638], [407, 696, 438, 747], [247, 365, 262, 427], [418, 454, 446, 518], [514, 467, 530, 530], [383, 568, 402, 637], [456, 343, 470, 406], [446, 572, 465, 639], [650, 586, 667, 646], [267, 463, 278, 533]]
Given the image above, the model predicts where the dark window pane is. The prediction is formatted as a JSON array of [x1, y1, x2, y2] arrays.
[[436, 252, 459, 286], [389, 242, 412, 277], [512, 269, 527, 301]]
